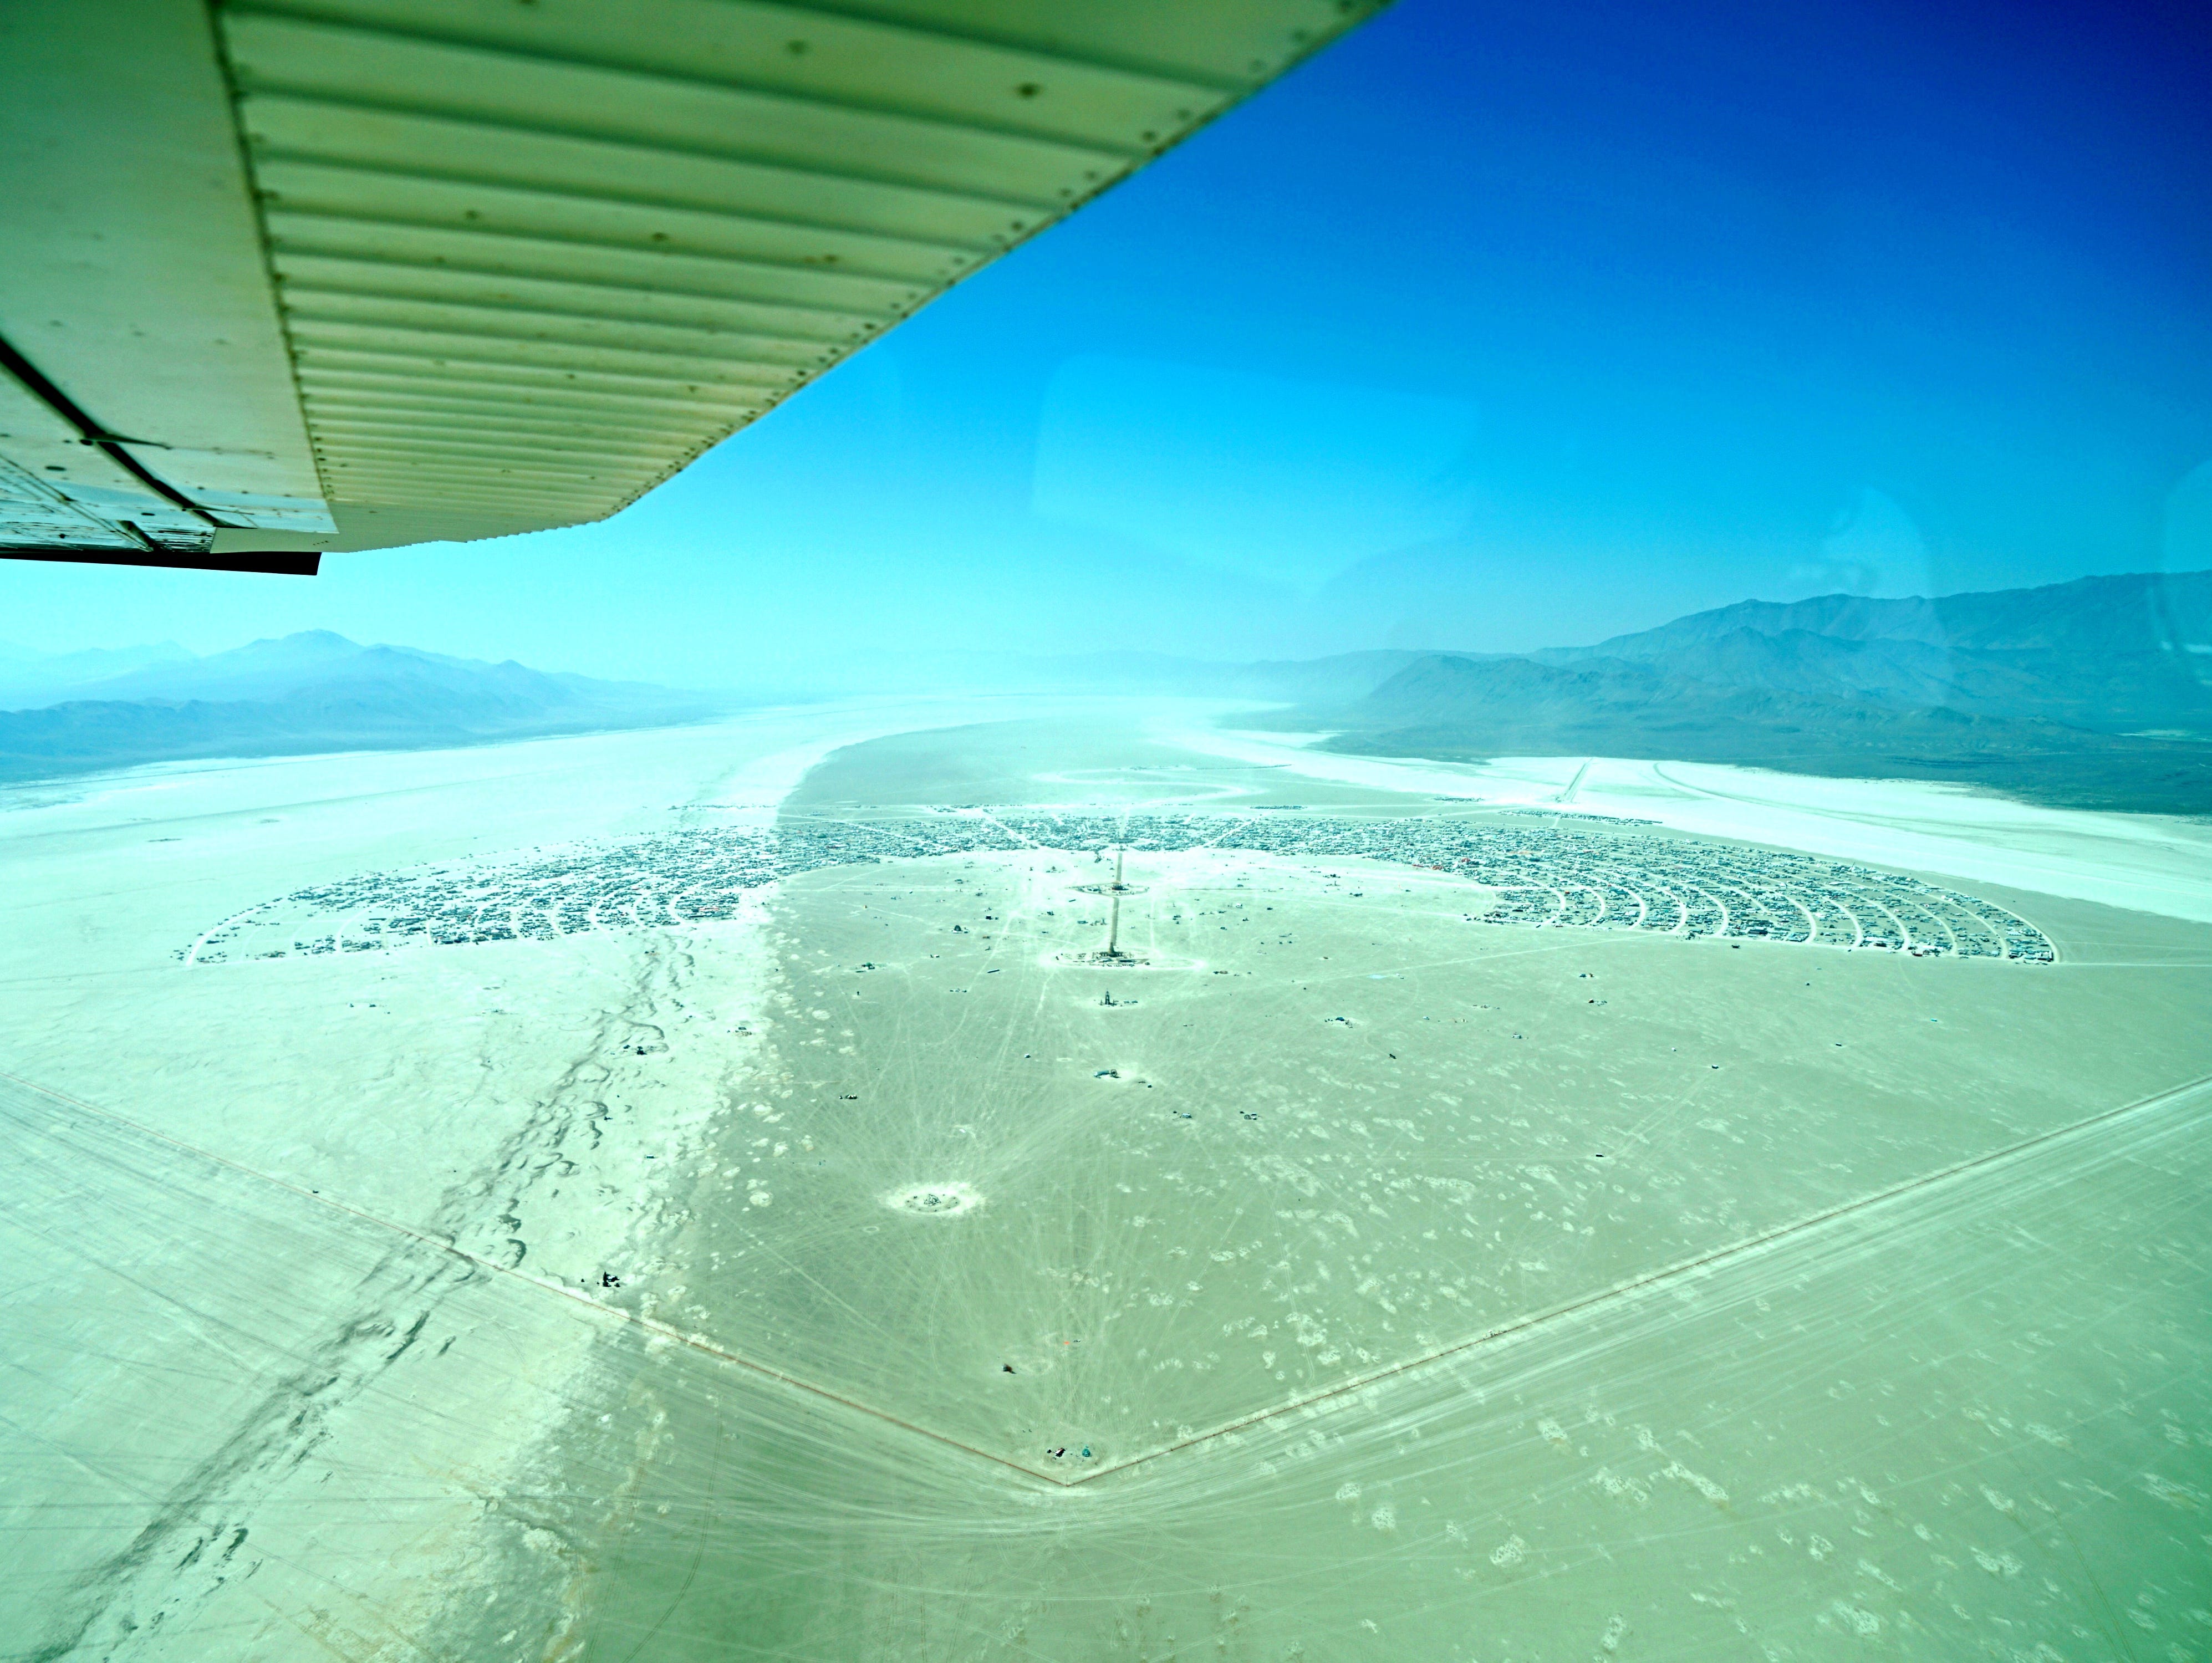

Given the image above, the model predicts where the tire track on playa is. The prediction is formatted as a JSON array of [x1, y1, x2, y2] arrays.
[[3, 1050, 1059, 1490], [1061, 1070, 2212, 1486], [7, 943, 709, 1661], [19, 1054, 2208, 1517]]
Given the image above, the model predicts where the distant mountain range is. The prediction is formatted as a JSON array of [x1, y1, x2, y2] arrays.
[[0, 632, 1431, 787], [6, 572, 2208, 812], [1298, 570, 2212, 814], [0, 631, 722, 784], [0, 640, 197, 707]]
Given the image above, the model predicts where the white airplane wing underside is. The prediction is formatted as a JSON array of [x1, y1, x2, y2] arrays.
[[0, 0, 1384, 572]]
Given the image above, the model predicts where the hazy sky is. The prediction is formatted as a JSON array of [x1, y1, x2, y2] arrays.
[[6, 0, 2209, 682]]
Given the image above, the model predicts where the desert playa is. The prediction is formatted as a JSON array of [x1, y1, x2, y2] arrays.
[[3, 702, 2208, 1660]]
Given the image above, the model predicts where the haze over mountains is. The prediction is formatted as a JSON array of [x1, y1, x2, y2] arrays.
[[3, 572, 2206, 812], [1539, 573, 2212, 730], [0, 631, 717, 784], [1303, 570, 2212, 813]]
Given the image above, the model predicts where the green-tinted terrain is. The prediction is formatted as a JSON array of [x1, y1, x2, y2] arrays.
[[4, 708, 2206, 1660]]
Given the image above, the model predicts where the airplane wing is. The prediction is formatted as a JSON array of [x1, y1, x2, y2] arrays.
[[0, 0, 1384, 574]]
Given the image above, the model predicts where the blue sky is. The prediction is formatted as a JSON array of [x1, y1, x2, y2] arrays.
[[6, 0, 2209, 683]]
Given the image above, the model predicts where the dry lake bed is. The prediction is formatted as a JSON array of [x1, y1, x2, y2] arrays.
[[4, 702, 2208, 1661]]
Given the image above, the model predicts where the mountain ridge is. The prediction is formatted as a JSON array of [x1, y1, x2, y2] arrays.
[[0, 632, 725, 784], [7, 570, 2208, 808], [1306, 570, 2212, 814]]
